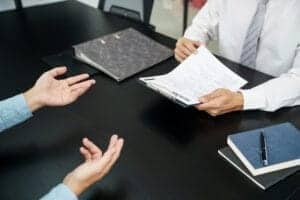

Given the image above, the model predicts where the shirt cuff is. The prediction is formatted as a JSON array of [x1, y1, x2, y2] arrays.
[[240, 89, 267, 110], [184, 29, 209, 45], [19, 94, 33, 117], [40, 184, 78, 200], [0, 94, 33, 132]]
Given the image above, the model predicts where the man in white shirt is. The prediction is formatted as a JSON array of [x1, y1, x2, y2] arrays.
[[175, 0, 300, 116]]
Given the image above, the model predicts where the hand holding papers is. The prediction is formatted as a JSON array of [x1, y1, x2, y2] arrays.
[[140, 46, 247, 108]]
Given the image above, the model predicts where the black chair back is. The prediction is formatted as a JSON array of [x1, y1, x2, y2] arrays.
[[98, 0, 154, 25]]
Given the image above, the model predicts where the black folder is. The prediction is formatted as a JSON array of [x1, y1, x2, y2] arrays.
[[73, 28, 173, 82]]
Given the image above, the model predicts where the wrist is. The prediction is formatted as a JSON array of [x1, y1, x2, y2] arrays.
[[63, 172, 90, 197], [235, 92, 244, 111], [23, 87, 44, 112]]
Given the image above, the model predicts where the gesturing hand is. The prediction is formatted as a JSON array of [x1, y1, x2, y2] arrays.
[[24, 67, 96, 112], [63, 135, 124, 196], [195, 89, 244, 116]]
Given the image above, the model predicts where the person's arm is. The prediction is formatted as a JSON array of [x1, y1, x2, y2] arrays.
[[0, 67, 95, 133], [39, 184, 78, 200], [174, 0, 220, 62], [0, 94, 33, 132], [184, 0, 220, 44], [40, 135, 124, 200], [195, 45, 300, 116], [241, 46, 300, 111]]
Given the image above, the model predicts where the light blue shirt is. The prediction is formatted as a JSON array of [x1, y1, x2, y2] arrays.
[[0, 94, 78, 200]]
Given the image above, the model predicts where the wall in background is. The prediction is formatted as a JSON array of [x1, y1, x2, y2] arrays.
[[0, 0, 203, 41], [0, 0, 97, 11]]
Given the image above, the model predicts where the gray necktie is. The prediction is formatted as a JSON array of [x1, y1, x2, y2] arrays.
[[240, 0, 269, 67]]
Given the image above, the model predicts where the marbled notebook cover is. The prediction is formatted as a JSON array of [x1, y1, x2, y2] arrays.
[[73, 28, 173, 82]]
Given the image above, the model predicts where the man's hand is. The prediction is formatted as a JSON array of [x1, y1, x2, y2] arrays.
[[195, 89, 244, 116], [24, 67, 96, 112], [63, 135, 124, 196], [174, 37, 201, 62]]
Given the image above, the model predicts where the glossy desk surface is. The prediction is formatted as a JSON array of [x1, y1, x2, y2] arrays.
[[0, 1, 299, 200]]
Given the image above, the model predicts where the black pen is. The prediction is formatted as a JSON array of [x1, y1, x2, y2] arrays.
[[260, 131, 269, 166]]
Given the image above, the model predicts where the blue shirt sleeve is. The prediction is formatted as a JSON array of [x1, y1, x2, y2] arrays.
[[39, 184, 78, 200], [0, 94, 33, 133]]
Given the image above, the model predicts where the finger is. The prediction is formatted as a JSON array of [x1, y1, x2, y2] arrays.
[[206, 110, 220, 117], [66, 74, 90, 85], [183, 42, 199, 54], [80, 147, 92, 161], [196, 98, 223, 110], [175, 48, 187, 58], [102, 138, 124, 174], [192, 41, 201, 48], [96, 146, 117, 170], [178, 45, 193, 57], [206, 107, 230, 116], [200, 90, 223, 103], [83, 138, 102, 156], [185, 42, 198, 54], [70, 79, 96, 91], [48, 66, 67, 77], [70, 81, 95, 100], [93, 135, 118, 159], [71, 87, 91, 100], [175, 55, 184, 63], [174, 49, 187, 62], [107, 135, 119, 150], [111, 138, 124, 163]]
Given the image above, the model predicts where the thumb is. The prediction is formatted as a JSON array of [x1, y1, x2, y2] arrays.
[[192, 41, 201, 48], [48, 66, 67, 77]]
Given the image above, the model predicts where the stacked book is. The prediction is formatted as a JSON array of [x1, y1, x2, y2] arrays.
[[218, 122, 300, 190]]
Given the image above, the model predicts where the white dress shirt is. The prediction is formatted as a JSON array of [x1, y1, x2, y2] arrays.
[[184, 0, 300, 111]]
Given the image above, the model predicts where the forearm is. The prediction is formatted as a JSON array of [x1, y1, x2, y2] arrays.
[[241, 69, 300, 111], [0, 94, 33, 132], [184, 0, 220, 44], [39, 184, 78, 200]]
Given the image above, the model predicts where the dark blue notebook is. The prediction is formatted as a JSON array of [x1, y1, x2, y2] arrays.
[[227, 123, 300, 176], [218, 147, 300, 190]]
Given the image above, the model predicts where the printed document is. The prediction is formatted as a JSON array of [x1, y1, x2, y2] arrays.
[[140, 46, 248, 106]]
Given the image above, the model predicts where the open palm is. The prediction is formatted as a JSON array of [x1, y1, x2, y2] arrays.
[[31, 67, 95, 107], [63, 135, 124, 196]]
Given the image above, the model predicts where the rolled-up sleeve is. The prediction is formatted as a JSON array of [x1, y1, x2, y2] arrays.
[[39, 184, 78, 200], [0, 94, 33, 132]]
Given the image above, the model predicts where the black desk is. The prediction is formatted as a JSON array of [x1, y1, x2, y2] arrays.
[[0, 1, 299, 200]]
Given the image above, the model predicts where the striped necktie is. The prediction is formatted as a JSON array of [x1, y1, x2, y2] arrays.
[[240, 0, 269, 68]]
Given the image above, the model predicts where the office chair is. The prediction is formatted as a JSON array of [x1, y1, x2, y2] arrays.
[[14, 0, 23, 10], [98, 0, 154, 25]]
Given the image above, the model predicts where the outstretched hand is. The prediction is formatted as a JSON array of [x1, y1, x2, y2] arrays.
[[63, 135, 124, 196], [24, 67, 95, 112]]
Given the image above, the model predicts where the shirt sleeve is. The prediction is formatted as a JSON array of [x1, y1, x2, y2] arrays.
[[241, 45, 300, 111], [184, 0, 220, 44], [0, 94, 33, 132], [39, 183, 78, 200]]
